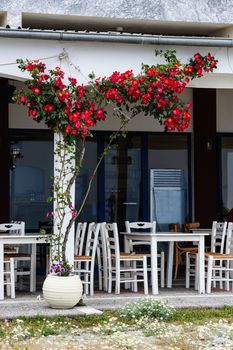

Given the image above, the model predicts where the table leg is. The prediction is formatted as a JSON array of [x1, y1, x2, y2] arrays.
[[0, 242, 4, 300], [198, 237, 205, 294], [167, 241, 174, 288], [151, 236, 159, 295], [30, 244, 37, 292]]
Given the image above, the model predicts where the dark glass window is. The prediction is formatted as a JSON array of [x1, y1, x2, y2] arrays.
[[10, 131, 53, 231], [75, 137, 98, 223]]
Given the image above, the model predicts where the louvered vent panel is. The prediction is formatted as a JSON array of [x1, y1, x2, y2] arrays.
[[150, 169, 186, 230], [151, 169, 184, 188]]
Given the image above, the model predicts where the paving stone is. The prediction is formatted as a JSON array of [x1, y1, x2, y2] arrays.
[[1, 287, 233, 319]]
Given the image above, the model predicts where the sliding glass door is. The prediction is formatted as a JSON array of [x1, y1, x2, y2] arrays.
[[9, 130, 190, 229], [104, 136, 142, 225]]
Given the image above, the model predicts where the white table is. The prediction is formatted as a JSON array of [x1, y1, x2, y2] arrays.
[[0, 234, 49, 300], [121, 231, 210, 295]]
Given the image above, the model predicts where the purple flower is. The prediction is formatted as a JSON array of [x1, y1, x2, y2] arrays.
[[50, 260, 73, 277]]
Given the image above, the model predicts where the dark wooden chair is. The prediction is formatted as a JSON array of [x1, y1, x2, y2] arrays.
[[169, 222, 200, 280]]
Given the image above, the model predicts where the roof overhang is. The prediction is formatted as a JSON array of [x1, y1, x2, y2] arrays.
[[0, 28, 233, 88], [21, 12, 233, 37]]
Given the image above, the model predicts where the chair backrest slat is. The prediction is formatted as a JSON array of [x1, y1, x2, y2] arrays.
[[84, 223, 101, 260], [184, 222, 200, 233], [74, 222, 87, 256], [225, 222, 233, 254], [125, 221, 156, 232], [125, 221, 156, 251], [211, 221, 227, 254], [0, 222, 25, 235], [101, 223, 119, 272]]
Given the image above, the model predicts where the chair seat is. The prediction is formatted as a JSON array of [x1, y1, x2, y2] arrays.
[[4, 255, 12, 262], [205, 252, 233, 259], [112, 253, 146, 259], [177, 246, 198, 253], [4, 253, 31, 258], [74, 255, 91, 261]]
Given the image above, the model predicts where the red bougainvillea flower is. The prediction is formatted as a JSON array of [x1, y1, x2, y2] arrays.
[[13, 50, 217, 142]]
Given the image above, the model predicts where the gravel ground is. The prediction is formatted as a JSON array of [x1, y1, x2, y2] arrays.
[[1, 317, 233, 350]]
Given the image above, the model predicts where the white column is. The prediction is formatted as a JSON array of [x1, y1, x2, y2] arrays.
[[53, 132, 75, 265]]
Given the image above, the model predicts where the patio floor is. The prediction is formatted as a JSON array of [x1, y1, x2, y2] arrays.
[[1, 279, 233, 319]]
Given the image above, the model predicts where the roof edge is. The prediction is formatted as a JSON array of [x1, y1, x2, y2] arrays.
[[0, 28, 233, 47]]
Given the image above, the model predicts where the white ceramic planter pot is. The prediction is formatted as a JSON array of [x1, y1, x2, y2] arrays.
[[42, 274, 83, 309]]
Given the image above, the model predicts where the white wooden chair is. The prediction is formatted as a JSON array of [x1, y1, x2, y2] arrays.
[[206, 222, 233, 293], [74, 222, 87, 270], [101, 222, 148, 295], [73, 222, 100, 296], [3, 256, 15, 298], [186, 221, 228, 291], [125, 221, 165, 288], [1, 222, 34, 292], [96, 223, 108, 292]]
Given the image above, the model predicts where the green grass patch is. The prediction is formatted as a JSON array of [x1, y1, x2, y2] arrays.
[[1, 306, 233, 342], [0, 312, 112, 339], [172, 305, 233, 323]]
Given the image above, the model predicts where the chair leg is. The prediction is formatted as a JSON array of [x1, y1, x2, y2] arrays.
[[98, 267, 103, 291], [213, 261, 216, 288], [206, 256, 213, 294], [225, 261, 230, 291], [174, 247, 179, 280], [185, 252, 190, 289], [84, 263, 89, 295], [10, 258, 15, 299], [132, 261, 138, 292], [30, 258, 34, 293], [96, 249, 103, 291], [115, 268, 120, 295], [143, 256, 148, 295], [5, 262, 11, 297], [108, 268, 112, 294], [160, 252, 165, 288], [219, 261, 223, 290], [90, 274, 94, 297], [103, 264, 108, 292], [194, 254, 199, 291]]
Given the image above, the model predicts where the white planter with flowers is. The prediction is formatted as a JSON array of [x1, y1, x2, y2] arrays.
[[42, 274, 83, 309]]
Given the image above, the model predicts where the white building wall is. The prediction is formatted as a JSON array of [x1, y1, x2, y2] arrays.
[[1, 37, 233, 85], [217, 89, 233, 132]]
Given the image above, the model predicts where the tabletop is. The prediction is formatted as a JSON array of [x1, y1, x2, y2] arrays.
[[121, 231, 210, 236], [0, 234, 49, 243]]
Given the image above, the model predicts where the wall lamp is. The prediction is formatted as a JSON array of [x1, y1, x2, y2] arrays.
[[10, 145, 23, 170]]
